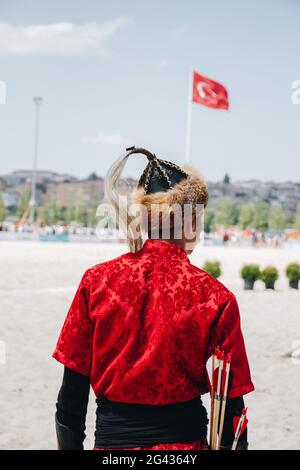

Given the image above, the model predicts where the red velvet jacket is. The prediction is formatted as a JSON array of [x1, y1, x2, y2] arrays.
[[53, 239, 254, 405]]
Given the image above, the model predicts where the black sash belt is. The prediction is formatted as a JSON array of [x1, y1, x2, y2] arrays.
[[94, 396, 208, 448]]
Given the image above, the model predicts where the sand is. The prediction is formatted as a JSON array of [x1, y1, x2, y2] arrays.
[[0, 241, 299, 450]]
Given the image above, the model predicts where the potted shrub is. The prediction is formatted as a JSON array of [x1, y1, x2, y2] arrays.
[[286, 262, 300, 289], [203, 260, 221, 279], [240, 264, 261, 290], [260, 266, 278, 290]]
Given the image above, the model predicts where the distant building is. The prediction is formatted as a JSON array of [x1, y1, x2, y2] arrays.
[[1, 170, 77, 187], [0, 169, 299, 215], [1, 191, 19, 208], [207, 180, 300, 215], [44, 177, 137, 207], [0, 178, 6, 192], [44, 179, 105, 207]]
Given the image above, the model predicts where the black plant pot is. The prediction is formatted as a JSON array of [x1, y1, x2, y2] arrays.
[[244, 279, 255, 290], [265, 283, 275, 290], [289, 279, 299, 290]]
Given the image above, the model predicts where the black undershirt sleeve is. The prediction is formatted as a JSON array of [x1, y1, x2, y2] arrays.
[[56, 366, 90, 434], [221, 396, 248, 447], [55, 367, 247, 449]]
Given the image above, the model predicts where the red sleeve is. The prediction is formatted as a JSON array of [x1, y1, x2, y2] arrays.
[[208, 292, 254, 399], [52, 269, 94, 377]]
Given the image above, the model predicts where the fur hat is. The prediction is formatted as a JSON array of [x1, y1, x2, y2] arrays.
[[126, 147, 208, 230], [127, 146, 208, 208]]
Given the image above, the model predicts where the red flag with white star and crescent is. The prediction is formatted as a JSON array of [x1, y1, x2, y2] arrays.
[[192, 71, 229, 110]]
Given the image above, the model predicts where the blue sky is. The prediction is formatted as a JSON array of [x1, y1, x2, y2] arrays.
[[0, 0, 299, 181]]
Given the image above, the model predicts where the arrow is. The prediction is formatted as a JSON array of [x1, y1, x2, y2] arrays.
[[211, 348, 224, 449], [231, 408, 248, 450], [216, 353, 232, 449]]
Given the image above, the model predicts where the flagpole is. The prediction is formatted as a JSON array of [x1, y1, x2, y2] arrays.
[[185, 68, 193, 163]]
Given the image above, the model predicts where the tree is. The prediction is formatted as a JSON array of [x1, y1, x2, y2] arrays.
[[87, 195, 100, 227], [223, 174, 231, 185], [41, 201, 61, 225], [285, 211, 294, 227], [204, 206, 215, 233], [269, 204, 286, 231], [16, 188, 30, 218], [87, 172, 99, 181], [293, 203, 300, 230], [239, 204, 255, 229], [40, 204, 50, 225], [50, 202, 61, 224], [216, 197, 239, 228], [0, 193, 8, 221], [75, 192, 88, 225], [253, 200, 269, 232], [65, 197, 75, 224]]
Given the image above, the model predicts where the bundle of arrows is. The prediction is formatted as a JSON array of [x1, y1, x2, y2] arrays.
[[209, 347, 248, 450]]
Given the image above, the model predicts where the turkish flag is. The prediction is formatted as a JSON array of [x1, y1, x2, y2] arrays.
[[192, 71, 229, 110]]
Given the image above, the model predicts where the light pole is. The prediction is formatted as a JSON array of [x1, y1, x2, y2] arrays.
[[29, 97, 43, 224]]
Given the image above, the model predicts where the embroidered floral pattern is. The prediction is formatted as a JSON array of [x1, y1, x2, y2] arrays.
[[94, 439, 209, 451], [53, 239, 254, 404]]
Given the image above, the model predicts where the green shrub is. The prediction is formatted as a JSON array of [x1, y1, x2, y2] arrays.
[[203, 260, 221, 279], [260, 266, 279, 288], [286, 263, 300, 281], [240, 264, 261, 282]]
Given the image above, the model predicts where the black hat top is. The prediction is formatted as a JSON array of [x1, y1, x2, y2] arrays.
[[125, 146, 189, 195]]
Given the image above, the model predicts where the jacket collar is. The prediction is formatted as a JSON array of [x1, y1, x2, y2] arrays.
[[141, 238, 189, 261]]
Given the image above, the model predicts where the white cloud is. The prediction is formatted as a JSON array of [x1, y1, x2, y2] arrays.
[[0, 18, 130, 55], [158, 59, 168, 68], [170, 26, 189, 38], [83, 133, 130, 146]]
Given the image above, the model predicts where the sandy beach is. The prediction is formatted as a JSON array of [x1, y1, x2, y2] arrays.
[[0, 240, 299, 450]]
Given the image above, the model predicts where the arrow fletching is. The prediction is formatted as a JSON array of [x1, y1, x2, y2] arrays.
[[232, 408, 248, 449]]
